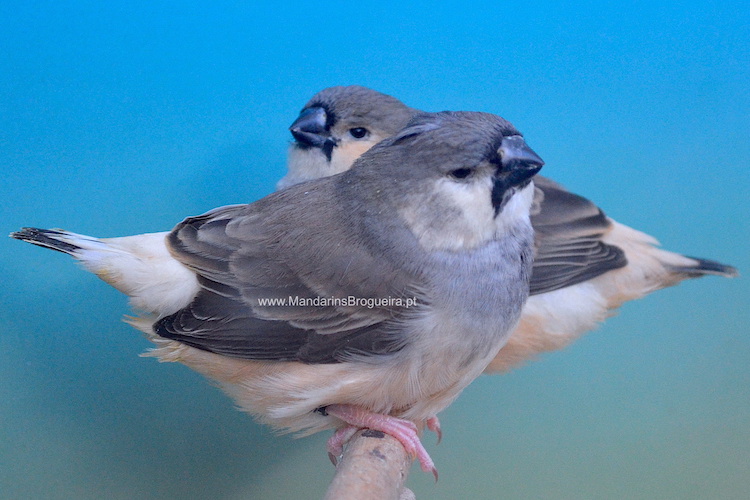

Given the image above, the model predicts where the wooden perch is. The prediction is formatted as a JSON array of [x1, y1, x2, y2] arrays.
[[324, 429, 415, 500]]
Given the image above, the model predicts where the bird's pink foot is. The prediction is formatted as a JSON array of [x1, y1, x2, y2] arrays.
[[426, 416, 442, 444], [323, 404, 438, 480], [326, 425, 359, 465]]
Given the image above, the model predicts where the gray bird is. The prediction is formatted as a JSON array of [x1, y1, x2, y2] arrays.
[[283, 85, 738, 372], [11, 111, 544, 477]]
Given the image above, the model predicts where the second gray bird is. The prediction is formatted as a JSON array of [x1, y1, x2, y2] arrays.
[[283, 85, 738, 372]]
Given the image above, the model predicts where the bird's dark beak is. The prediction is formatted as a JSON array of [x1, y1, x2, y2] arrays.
[[290, 107, 330, 148], [492, 135, 544, 213], [498, 135, 544, 185]]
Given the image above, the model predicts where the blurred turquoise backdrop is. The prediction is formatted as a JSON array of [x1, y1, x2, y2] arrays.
[[1, 2, 748, 499]]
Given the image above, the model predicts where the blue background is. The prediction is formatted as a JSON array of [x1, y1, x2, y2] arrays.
[[1, 2, 748, 498]]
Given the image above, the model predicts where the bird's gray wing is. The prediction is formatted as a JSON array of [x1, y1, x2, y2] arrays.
[[154, 190, 418, 363], [529, 176, 627, 295]]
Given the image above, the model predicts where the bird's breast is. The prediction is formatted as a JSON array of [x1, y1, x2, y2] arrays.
[[389, 225, 534, 416]]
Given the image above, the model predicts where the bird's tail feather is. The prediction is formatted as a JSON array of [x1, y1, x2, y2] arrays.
[[10, 227, 199, 316], [10, 227, 91, 255], [668, 256, 738, 279]]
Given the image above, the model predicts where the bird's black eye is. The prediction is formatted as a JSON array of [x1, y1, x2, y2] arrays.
[[349, 127, 369, 139], [449, 168, 472, 179]]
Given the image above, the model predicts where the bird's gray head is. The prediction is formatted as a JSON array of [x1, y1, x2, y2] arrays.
[[281, 86, 416, 189], [339, 111, 544, 252]]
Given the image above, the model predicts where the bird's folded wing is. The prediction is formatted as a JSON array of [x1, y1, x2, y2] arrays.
[[154, 195, 417, 363], [529, 176, 627, 295]]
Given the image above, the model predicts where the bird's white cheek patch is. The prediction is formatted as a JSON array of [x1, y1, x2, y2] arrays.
[[400, 178, 498, 252], [281, 139, 381, 189]]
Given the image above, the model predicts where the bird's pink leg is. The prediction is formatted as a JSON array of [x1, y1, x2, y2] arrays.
[[323, 404, 438, 480]]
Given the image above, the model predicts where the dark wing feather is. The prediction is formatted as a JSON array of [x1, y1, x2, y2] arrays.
[[154, 186, 417, 363], [529, 176, 627, 295]]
